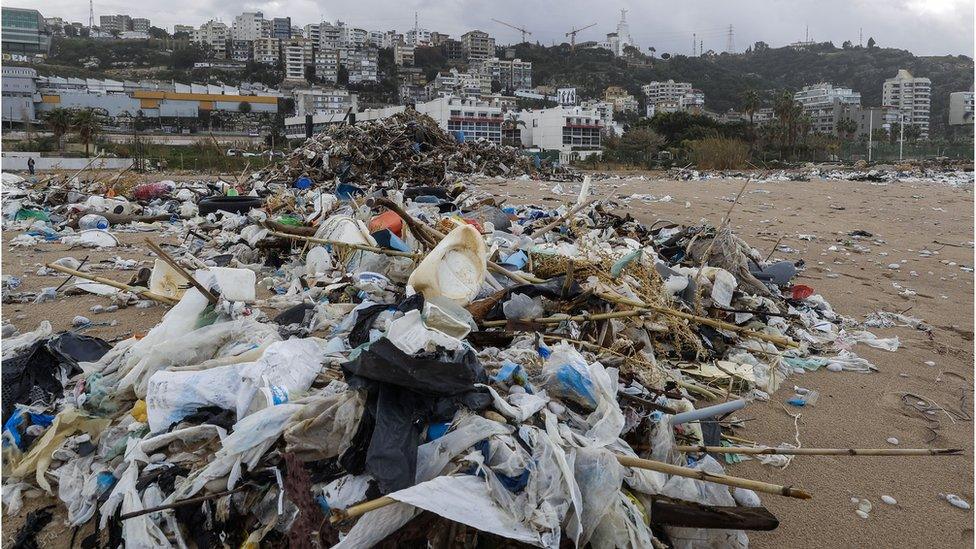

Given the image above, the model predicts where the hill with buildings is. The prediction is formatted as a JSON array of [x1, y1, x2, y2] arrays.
[[515, 40, 973, 135]]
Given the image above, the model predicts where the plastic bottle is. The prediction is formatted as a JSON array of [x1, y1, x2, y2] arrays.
[[78, 214, 109, 230]]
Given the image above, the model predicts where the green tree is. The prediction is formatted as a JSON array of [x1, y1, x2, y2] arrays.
[[616, 127, 666, 165], [238, 101, 252, 114], [45, 108, 73, 152], [740, 89, 760, 124], [148, 26, 170, 39], [837, 117, 858, 140], [72, 109, 101, 157]]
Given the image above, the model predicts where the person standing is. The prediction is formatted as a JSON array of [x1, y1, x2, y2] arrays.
[[27, 157, 35, 175]]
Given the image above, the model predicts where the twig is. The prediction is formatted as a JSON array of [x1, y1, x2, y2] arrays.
[[54, 255, 89, 291], [676, 446, 963, 456], [120, 486, 249, 521]]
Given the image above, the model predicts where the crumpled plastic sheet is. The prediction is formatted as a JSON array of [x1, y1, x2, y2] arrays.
[[8, 408, 111, 493], [284, 390, 365, 461]]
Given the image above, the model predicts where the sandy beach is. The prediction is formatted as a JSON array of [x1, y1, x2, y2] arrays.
[[2, 171, 973, 548]]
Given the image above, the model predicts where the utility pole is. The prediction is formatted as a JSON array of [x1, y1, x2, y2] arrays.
[[859, 27, 863, 47], [692, 33, 696, 56]]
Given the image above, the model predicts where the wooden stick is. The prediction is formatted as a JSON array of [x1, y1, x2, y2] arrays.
[[528, 198, 597, 237], [268, 231, 422, 259], [120, 486, 248, 521], [615, 455, 812, 500], [144, 239, 219, 305], [676, 446, 964, 456], [45, 262, 179, 305], [649, 495, 779, 531]]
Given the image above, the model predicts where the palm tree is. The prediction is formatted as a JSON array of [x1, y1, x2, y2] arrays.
[[740, 89, 760, 125], [772, 90, 803, 149], [45, 108, 73, 152], [501, 113, 525, 147], [72, 109, 101, 157]]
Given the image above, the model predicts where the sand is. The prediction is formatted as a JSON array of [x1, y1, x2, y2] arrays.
[[2, 171, 973, 547]]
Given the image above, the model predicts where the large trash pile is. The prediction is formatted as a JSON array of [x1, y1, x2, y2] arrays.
[[2, 122, 913, 548], [260, 111, 577, 188]]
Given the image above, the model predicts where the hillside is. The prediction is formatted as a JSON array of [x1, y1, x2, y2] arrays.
[[514, 41, 973, 135]]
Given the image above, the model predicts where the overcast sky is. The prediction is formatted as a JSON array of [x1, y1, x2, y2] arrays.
[[31, 0, 974, 57]]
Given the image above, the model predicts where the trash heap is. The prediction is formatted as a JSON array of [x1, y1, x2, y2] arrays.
[[259, 111, 577, 189], [3, 126, 922, 549]]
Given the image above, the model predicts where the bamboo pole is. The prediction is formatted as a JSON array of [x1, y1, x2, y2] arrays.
[[268, 230, 422, 259], [676, 446, 964, 457], [144, 239, 219, 305], [331, 453, 810, 524], [329, 496, 397, 523], [615, 455, 812, 500], [45, 262, 179, 305]]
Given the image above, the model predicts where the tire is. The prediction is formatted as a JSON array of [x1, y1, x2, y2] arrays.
[[197, 195, 264, 215]]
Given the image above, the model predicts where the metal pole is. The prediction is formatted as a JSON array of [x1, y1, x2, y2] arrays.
[[899, 113, 904, 161], [867, 110, 873, 163]]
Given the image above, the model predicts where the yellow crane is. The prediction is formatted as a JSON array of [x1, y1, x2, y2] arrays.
[[566, 23, 597, 51], [491, 19, 533, 44]]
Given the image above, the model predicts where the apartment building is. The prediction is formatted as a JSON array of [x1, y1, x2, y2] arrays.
[[253, 38, 282, 65], [2, 7, 52, 56], [948, 91, 975, 126], [284, 39, 316, 81], [230, 40, 254, 62], [882, 69, 931, 139], [443, 39, 465, 64], [303, 24, 320, 43], [173, 24, 194, 36], [603, 85, 639, 113], [416, 96, 503, 143], [679, 90, 706, 114], [339, 48, 379, 83], [461, 30, 495, 61], [272, 17, 291, 39], [232, 12, 266, 42], [477, 57, 532, 91], [427, 69, 487, 98], [293, 88, 358, 116], [430, 32, 450, 46], [642, 80, 692, 105], [518, 105, 603, 162], [314, 49, 340, 83], [132, 18, 150, 33], [793, 82, 861, 135], [99, 14, 132, 34], [406, 28, 432, 46], [192, 21, 229, 59], [394, 43, 415, 66]]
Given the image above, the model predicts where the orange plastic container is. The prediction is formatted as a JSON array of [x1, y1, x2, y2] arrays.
[[368, 210, 404, 237]]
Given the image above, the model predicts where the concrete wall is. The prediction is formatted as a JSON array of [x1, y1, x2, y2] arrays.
[[2, 152, 134, 171]]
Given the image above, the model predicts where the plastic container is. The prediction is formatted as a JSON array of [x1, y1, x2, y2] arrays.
[[78, 214, 109, 230], [368, 210, 404, 237]]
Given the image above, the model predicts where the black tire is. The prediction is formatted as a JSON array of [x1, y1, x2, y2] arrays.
[[198, 195, 264, 215]]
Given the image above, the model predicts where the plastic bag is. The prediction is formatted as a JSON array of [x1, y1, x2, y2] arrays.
[[540, 342, 597, 409], [502, 293, 545, 320]]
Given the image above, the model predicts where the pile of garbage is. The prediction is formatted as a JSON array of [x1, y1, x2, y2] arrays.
[[661, 166, 974, 187], [259, 111, 577, 189], [2, 127, 928, 548]]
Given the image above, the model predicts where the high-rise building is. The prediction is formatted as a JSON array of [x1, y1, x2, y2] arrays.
[[882, 69, 931, 139], [303, 24, 320, 43], [284, 38, 315, 81], [461, 30, 495, 62], [394, 43, 415, 66], [272, 17, 291, 39], [191, 20, 229, 59], [99, 14, 132, 34], [443, 39, 464, 64], [477, 57, 532, 91], [232, 12, 266, 42], [131, 18, 150, 33], [2, 7, 52, 55]]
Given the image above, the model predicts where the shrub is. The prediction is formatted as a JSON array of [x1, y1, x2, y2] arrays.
[[687, 137, 750, 169]]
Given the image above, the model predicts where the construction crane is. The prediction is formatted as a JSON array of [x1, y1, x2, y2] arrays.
[[492, 19, 532, 44], [565, 23, 597, 51]]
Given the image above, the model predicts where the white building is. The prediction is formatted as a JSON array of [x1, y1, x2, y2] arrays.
[[293, 88, 358, 116], [192, 20, 229, 59], [284, 39, 315, 81], [948, 91, 974, 126], [131, 18, 150, 33], [314, 49, 340, 83], [416, 96, 503, 144], [303, 24, 320, 43], [461, 30, 495, 61], [231, 12, 267, 42], [518, 105, 603, 161], [679, 90, 706, 113], [882, 69, 931, 139], [173, 24, 194, 35], [427, 68, 487, 98], [339, 48, 379, 83], [793, 82, 861, 135], [596, 9, 637, 56], [642, 80, 693, 105], [2, 67, 39, 122], [406, 27, 431, 46]]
